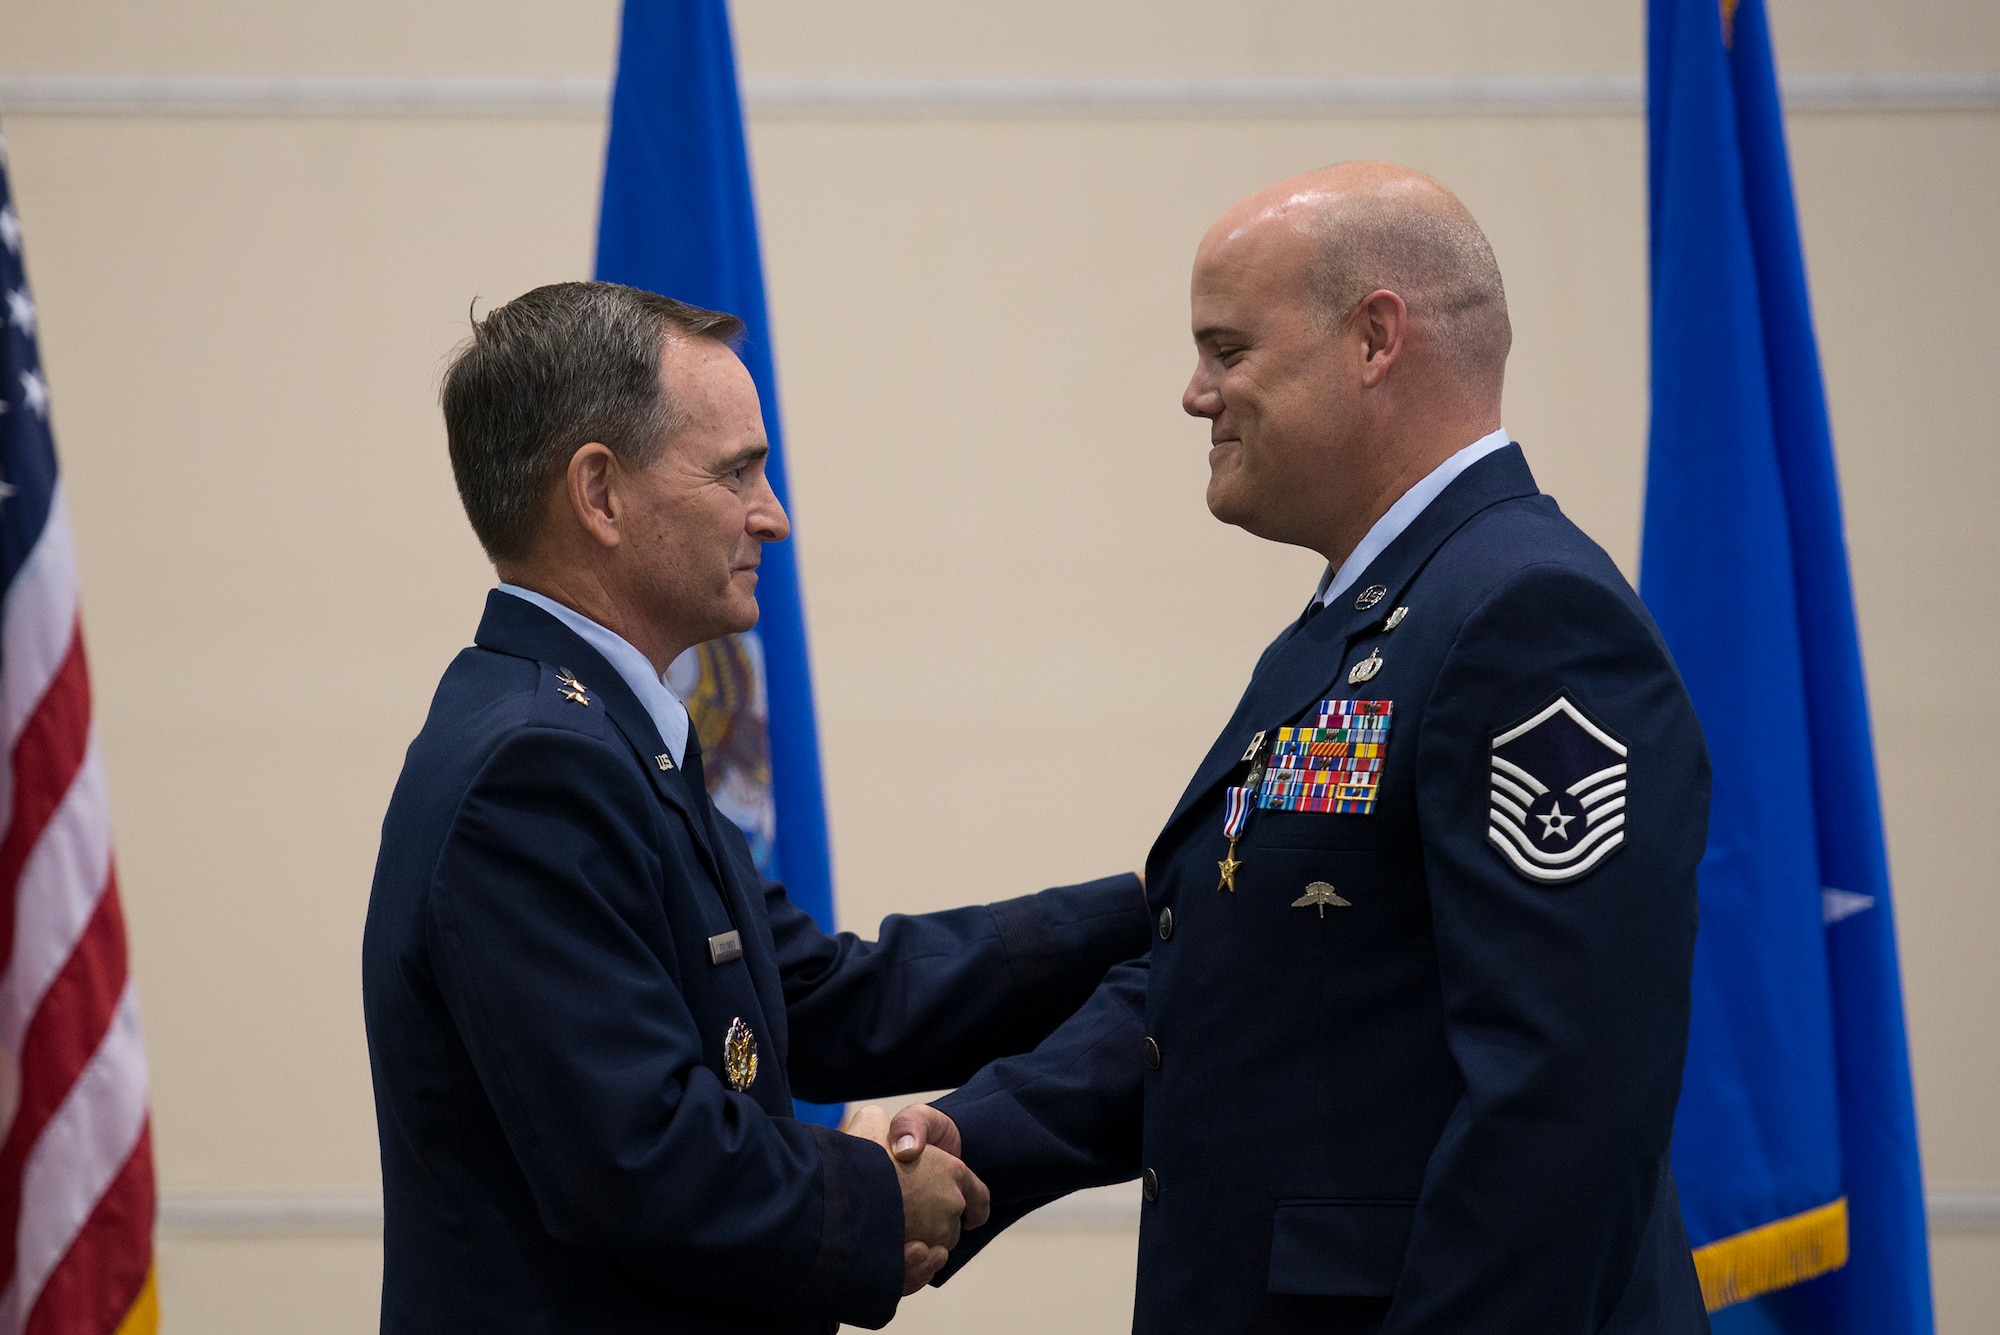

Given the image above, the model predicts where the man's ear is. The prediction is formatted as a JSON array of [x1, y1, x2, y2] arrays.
[[567, 443, 622, 550], [1354, 289, 1408, 389]]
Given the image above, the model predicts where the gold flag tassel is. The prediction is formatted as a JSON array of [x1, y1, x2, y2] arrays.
[[1691, 1196, 1849, 1312]]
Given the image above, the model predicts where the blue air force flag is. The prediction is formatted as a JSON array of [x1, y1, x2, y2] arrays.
[[1644, 0, 1932, 1328]]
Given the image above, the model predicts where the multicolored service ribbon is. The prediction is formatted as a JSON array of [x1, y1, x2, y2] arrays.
[[1258, 700, 1394, 816]]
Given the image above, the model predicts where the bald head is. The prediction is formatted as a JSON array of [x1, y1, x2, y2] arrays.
[[1185, 162, 1510, 568], [1205, 162, 1511, 389]]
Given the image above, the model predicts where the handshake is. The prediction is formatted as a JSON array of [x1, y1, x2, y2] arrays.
[[843, 1103, 988, 1295]]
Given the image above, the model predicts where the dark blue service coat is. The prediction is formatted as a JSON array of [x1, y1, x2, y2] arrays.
[[362, 591, 1149, 1334], [936, 446, 1714, 1334]]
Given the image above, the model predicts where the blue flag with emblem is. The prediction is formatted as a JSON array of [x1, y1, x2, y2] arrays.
[[1642, 0, 1932, 1329], [595, 0, 842, 1124]]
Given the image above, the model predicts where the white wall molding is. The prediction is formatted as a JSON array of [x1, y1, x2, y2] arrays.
[[161, 1193, 385, 1237], [0, 70, 1994, 121], [156, 1185, 2000, 1238], [1927, 1190, 2000, 1233]]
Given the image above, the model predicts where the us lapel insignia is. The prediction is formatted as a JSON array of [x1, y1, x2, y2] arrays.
[[1384, 606, 1409, 630], [723, 1016, 759, 1091], [655, 753, 674, 771], [1488, 696, 1629, 884], [554, 667, 591, 706], [1354, 584, 1388, 610], [1348, 646, 1384, 684], [1292, 881, 1350, 917]]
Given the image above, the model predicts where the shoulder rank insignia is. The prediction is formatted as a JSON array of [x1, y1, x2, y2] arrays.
[[723, 1016, 758, 1091], [554, 667, 590, 706], [1292, 881, 1350, 917], [1488, 696, 1628, 884]]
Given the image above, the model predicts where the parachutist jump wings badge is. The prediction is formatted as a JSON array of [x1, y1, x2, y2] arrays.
[[1291, 881, 1350, 917], [1488, 696, 1628, 884]]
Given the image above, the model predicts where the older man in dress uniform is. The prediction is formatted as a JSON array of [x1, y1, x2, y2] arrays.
[[362, 282, 1150, 1334], [891, 163, 1714, 1334]]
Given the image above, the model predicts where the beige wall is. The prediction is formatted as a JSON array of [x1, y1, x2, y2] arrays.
[[0, 0, 1995, 1329]]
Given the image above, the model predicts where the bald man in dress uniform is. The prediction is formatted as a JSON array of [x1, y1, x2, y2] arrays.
[[890, 164, 1714, 1334]]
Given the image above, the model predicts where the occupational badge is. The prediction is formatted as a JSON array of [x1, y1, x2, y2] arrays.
[[723, 1016, 759, 1091], [554, 667, 590, 706], [1256, 700, 1392, 815], [1347, 646, 1384, 684], [1291, 881, 1351, 917], [1487, 696, 1628, 884]]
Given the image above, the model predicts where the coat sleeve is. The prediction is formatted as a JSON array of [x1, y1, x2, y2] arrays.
[[924, 955, 1151, 1278], [427, 726, 907, 1329], [768, 868, 1151, 1102], [1384, 562, 1709, 1332]]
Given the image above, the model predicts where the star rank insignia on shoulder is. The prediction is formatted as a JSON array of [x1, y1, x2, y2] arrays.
[[1487, 696, 1628, 884], [554, 667, 590, 706]]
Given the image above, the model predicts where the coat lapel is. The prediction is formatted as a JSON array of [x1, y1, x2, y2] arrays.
[[475, 591, 794, 1099], [1154, 445, 1542, 846], [473, 591, 725, 885]]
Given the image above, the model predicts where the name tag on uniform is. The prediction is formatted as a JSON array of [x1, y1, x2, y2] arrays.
[[707, 931, 743, 965]]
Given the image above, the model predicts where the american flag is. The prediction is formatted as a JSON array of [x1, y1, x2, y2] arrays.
[[0, 132, 157, 1332]]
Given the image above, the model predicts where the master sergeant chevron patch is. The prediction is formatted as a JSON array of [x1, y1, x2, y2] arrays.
[[1488, 696, 1628, 884]]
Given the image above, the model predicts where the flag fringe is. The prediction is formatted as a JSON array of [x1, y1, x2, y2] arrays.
[[114, 1264, 158, 1335], [1693, 1196, 1848, 1311]]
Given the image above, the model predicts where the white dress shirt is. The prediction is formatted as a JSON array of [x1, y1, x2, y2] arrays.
[[496, 584, 691, 767], [1315, 426, 1512, 608]]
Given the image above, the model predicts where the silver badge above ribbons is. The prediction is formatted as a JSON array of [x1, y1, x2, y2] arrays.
[[1487, 696, 1628, 884], [1354, 584, 1388, 610]]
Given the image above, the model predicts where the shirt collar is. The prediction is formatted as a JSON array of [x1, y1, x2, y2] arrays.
[[494, 584, 691, 767], [1316, 426, 1512, 608]]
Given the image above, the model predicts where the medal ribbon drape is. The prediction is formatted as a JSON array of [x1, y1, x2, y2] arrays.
[[1643, 0, 1932, 1329], [595, 0, 842, 1126]]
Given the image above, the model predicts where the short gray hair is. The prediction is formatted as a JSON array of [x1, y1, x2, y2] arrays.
[[1303, 186, 1511, 385], [441, 280, 744, 562]]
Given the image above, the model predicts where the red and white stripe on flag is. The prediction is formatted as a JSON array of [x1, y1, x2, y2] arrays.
[[0, 135, 158, 1334]]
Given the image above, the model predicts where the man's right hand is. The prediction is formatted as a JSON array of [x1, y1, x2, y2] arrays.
[[844, 1104, 990, 1294]]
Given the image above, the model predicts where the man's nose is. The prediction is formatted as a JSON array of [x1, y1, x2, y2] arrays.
[[750, 479, 790, 542], [1183, 368, 1219, 419]]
